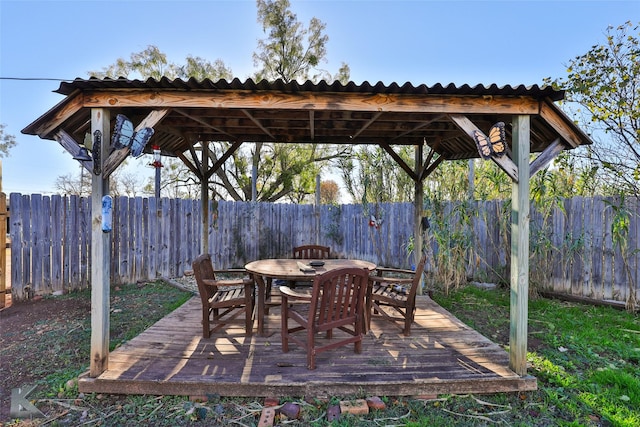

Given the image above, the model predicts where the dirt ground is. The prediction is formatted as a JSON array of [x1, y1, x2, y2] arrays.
[[0, 296, 91, 421]]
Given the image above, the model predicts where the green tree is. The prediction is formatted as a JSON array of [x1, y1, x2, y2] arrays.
[[320, 180, 339, 204], [90, 46, 232, 81], [253, 0, 349, 83], [339, 145, 415, 203], [78, 0, 351, 203], [546, 21, 640, 196], [0, 124, 16, 158], [242, 0, 351, 202]]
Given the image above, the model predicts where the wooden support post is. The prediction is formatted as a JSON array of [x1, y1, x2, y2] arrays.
[[315, 174, 321, 245], [414, 143, 424, 295], [201, 142, 210, 255], [90, 109, 111, 377], [509, 115, 530, 376]]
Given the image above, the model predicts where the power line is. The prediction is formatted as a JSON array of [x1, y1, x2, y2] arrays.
[[0, 77, 76, 82]]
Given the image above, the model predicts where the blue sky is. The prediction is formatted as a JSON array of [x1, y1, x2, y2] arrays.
[[0, 0, 638, 195]]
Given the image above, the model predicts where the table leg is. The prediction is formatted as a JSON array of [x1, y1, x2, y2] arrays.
[[253, 274, 266, 336]]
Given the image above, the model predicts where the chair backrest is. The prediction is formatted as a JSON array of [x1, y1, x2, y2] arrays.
[[192, 253, 218, 303], [406, 255, 428, 301], [309, 267, 369, 333], [293, 244, 331, 260]]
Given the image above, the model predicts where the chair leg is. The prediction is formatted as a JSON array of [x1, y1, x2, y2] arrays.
[[245, 286, 254, 336], [281, 299, 289, 352], [203, 307, 211, 338], [307, 327, 316, 370], [265, 277, 272, 315], [245, 306, 253, 336], [355, 317, 363, 353], [403, 307, 415, 336]]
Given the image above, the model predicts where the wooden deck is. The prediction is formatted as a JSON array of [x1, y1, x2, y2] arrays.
[[78, 296, 536, 397]]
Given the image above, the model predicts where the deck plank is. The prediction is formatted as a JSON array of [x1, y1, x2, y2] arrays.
[[79, 296, 536, 397]]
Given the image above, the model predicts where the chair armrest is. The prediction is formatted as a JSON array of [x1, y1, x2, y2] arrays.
[[375, 267, 416, 276], [201, 279, 219, 288], [216, 269, 253, 279], [279, 286, 312, 301], [216, 278, 254, 287], [217, 268, 248, 275], [369, 276, 414, 285], [202, 277, 254, 288]]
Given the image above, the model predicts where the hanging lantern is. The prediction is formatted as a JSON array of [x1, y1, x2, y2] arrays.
[[149, 144, 163, 168]]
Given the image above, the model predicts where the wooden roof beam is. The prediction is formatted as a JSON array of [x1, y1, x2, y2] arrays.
[[83, 90, 541, 115]]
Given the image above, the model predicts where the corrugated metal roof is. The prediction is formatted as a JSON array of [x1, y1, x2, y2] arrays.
[[55, 77, 565, 101]]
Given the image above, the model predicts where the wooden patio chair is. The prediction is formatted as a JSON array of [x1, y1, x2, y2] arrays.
[[288, 244, 331, 289], [280, 267, 369, 370], [265, 245, 333, 305], [293, 244, 331, 260], [366, 255, 427, 336], [192, 253, 255, 338]]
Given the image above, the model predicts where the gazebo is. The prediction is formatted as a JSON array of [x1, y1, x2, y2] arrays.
[[23, 77, 592, 394]]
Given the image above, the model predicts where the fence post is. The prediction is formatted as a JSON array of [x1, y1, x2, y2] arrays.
[[0, 193, 6, 308]]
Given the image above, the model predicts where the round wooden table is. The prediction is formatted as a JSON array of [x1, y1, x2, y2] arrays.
[[245, 259, 376, 335]]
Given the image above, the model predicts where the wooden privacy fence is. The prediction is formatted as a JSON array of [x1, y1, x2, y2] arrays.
[[0, 193, 6, 308], [8, 193, 640, 306]]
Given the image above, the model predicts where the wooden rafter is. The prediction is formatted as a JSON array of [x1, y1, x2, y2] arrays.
[[174, 108, 236, 140], [539, 100, 583, 148], [38, 91, 84, 136], [351, 111, 384, 140], [242, 109, 276, 140], [391, 114, 446, 141]]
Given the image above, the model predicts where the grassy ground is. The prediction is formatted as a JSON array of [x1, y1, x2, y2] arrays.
[[1, 281, 639, 426]]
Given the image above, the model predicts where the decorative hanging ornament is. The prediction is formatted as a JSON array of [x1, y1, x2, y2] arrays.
[[368, 215, 382, 229], [92, 130, 102, 175], [111, 114, 154, 157], [149, 145, 163, 168]]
